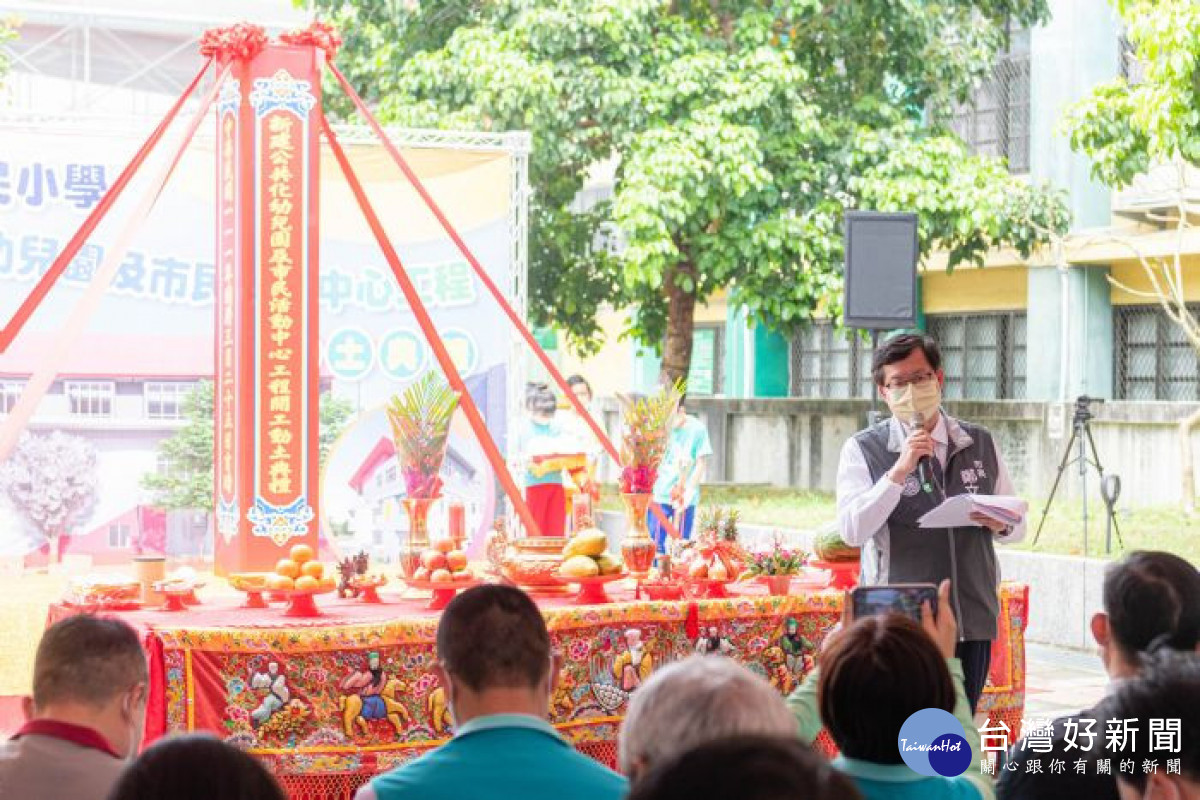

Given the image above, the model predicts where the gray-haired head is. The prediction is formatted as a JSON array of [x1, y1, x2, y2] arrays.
[[618, 655, 797, 778]]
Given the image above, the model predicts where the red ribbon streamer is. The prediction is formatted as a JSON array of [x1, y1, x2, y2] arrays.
[[326, 62, 679, 540], [319, 113, 546, 539], [0, 60, 213, 353]]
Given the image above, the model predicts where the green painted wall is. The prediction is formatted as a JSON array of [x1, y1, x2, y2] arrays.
[[1026, 265, 1114, 400]]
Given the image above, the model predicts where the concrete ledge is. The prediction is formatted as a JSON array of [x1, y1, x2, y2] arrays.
[[598, 510, 1103, 650]]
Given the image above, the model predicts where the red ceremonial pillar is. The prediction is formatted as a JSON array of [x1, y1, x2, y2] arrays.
[[214, 43, 322, 574]]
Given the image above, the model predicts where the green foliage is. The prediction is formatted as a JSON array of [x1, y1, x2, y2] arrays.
[[1066, 0, 1200, 188], [142, 381, 215, 512], [144, 383, 360, 512], [319, 0, 1067, 375]]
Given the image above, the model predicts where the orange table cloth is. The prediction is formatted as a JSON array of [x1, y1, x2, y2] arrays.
[[47, 581, 1028, 800]]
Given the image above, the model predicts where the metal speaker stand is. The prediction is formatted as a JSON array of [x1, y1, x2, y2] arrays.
[[1033, 396, 1123, 553]]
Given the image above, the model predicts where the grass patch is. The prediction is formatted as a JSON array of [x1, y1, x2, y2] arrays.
[[599, 484, 1200, 563]]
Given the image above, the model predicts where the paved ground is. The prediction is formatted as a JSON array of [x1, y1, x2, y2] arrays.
[[1020, 643, 1109, 723]]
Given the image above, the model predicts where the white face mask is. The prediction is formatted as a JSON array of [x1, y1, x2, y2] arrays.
[[887, 380, 941, 425]]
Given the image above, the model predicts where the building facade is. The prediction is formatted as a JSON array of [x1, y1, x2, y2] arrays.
[[556, 0, 1199, 409]]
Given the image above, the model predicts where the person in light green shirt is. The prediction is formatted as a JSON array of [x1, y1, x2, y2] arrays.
[[356, 585, 626, 800], [787, 580, 994, 800]]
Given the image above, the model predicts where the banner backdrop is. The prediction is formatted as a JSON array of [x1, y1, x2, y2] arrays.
[[0, 119, 525, 559]]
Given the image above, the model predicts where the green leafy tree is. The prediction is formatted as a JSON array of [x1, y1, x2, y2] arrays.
[[0, 18, 15, 82], [142, 381, 215, 512], [1065, 0, 1200, 509], [143, 382, 357, 512], [319, 0, 1069, 381]]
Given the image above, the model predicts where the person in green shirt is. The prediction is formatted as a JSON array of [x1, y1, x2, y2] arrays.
[[356, 585, 627, 800], [787, 580, 994, 800]]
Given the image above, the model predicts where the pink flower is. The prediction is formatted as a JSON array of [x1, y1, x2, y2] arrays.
[[569, 639, 591, 662], [414, 673, 438, 695], [225, 705, 250, 724]]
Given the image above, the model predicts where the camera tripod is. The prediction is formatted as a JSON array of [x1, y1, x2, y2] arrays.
[[1033, 396, 1123, 553]]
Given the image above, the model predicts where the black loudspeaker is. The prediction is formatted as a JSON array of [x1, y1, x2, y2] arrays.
[[843, 211, 919, 329]]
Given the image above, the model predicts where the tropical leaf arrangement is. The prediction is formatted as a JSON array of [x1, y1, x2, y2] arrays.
[[385, 373, 460, 499], [616, 380, 684, 494]]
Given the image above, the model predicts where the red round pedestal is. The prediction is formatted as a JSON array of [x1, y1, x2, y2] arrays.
[[283, 592, 325, 618], [358, 585, 382, 604], [162, 592, 188, 612], [403, 578, 481, 611], [684, 579, 734, 599], [561, 574, 627, 606], [183, 589, 201, 606], [809, 560, 860, 591], [243, 590, 268, 609]]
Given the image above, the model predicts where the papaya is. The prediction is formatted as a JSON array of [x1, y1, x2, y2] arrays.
[[561, 555, 601, 578], [594, 553, 623, 575], [563, 529, 608, 558], [814, 529, 860, 563]]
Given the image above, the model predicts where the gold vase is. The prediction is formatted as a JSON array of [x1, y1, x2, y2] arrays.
[[620, 492, 657, 577], [399, 497, 434, 579]]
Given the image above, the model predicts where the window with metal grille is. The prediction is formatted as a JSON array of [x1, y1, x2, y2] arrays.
[[687, 325, 724, 396], [926, 312, 1027, 399], [145, 381, 193, 420], [1119, 33, 1146, 86], [65, 380, 114, 417], [789, 324, 873, 398], [944, 25, 1031, 174], [0, 380, 24, 414], [1115, 304, 1200, 400]]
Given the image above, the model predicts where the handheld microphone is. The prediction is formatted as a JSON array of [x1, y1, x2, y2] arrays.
[[912, 411, 934, 495]]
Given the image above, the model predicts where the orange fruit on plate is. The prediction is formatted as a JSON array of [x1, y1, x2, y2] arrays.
[[267, 574, 295, 591], [446, 550, 468, 572], [301, 561, 324, 580], [430, 568, 453, 583], [421, 551, 448, 571], [319, 576, 337, 592], [433, 539, 455, 554], [290, 544, 315, 564], [294, 575, 319, 592], [275, 559, 301, 579], [412, 566, 431, 582]]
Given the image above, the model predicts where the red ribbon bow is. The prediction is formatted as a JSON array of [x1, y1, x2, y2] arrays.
[[199, 23, 269, 62]]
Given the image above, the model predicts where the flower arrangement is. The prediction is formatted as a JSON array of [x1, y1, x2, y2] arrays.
[[385, 373, 460, 500], [279, 20, 343, 58], [199, 22, 268, 61], [616, 380, 683, 494], [746, 534, 808, 577]]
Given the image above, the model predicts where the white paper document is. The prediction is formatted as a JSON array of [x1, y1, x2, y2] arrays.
[[917, 494, 1029, 529]]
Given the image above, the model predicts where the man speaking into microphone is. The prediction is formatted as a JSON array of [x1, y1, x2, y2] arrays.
[[836, 332, 1026, 713]]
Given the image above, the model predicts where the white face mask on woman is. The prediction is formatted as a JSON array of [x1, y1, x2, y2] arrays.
[[886, 380, 941, 426]]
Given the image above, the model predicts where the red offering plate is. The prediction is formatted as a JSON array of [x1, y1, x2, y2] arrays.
[[637, 580, 685, 601], [227, 574, 273, 609], [403, 577, 482, 611], [557, 572, 628, 605], [807, 560, 860, 591], [153, 581, 198, 612], [350, 575, 388, 604], [274, 587, 337, 618], [683, 578, 736, 599]]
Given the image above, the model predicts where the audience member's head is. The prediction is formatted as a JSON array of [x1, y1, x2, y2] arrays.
[[818, 614, 954, 765], [566, 374, 593, 405], [528, 385, 557, 420], [626, 735, 861, 800], [619, 655, 797, 780], [1093, 550, 1200, 678], [433, 585, 559, 727], [106, 734, 285, 800], [28, 615, 148, 758], [1106, 650, 1200, 800]]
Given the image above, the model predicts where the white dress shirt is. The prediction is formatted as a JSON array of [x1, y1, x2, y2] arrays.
[[836, 412, 1027, 548]]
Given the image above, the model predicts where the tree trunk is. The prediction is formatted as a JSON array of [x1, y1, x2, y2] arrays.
[[659, 262, 698, 386]]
